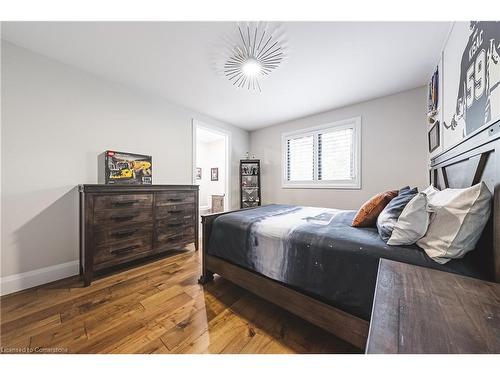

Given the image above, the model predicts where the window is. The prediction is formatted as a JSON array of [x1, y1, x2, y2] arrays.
[[282, 117, 361, 189]]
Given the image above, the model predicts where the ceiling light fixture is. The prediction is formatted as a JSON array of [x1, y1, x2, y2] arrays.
[[218, 22, 287, 92], [241, 59, 262, 77]]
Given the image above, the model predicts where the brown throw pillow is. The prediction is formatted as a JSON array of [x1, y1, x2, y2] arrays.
[[352, 190, 398, 227]]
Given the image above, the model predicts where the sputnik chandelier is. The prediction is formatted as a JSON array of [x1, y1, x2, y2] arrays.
[[218, 22, 287, 92]]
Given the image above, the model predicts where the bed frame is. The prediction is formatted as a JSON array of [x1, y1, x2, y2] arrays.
[[198, 119, 500, 349]]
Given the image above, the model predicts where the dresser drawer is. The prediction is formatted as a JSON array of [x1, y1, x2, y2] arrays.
[[156, 191, 195, 205], [93, 208, 152, 226], [94, 223, 153, 246], [156, 224, 194, 241], [94, 236, 153, 265], [156, 216, 195, 231], [155, 226, 195, 249], [156, 203, 195, 221], [94, 194, 152, 211]]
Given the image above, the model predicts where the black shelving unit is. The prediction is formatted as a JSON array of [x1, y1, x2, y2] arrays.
[[240, 159, 261, 209]]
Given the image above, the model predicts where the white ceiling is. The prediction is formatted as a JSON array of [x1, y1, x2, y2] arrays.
[[1, 22, 451, 130]]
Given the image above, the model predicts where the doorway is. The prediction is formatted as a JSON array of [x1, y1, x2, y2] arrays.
[[192, 120, 231, 216]]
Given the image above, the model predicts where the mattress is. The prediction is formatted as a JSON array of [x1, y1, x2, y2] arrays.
[[207, 204, 486, 320]]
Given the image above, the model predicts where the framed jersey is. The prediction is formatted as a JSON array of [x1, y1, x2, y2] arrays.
[[443, 21, 500, 150]]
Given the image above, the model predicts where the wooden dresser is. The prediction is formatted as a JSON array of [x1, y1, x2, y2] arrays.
[[366, 259, 500, 354], [79, 184, 198, 286]]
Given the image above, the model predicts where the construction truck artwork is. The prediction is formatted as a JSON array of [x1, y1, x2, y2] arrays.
[[103, 151, 152, 185]]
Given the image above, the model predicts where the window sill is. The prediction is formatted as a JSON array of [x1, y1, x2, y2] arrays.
[[281, 183, 361, 190]]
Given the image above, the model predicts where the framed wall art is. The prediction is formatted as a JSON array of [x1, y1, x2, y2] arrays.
[[428, 121, 440, 153], [211, 167, 219, 181]]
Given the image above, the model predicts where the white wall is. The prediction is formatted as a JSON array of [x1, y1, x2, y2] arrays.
[[197, 141, 211, 207], [250, 87, 428, 210], [442, 22, 470, 150], [196, 138, 226, 208], [0, 42, 249, 284]]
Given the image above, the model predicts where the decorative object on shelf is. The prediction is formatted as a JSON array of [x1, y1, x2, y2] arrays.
[[240, 159, 261, 209], [215, 22, 287, 92], [99, 150, 152, 185], [196, 167, 202, 180], [428, 121, 440, 153], [211, 167, 219, 181]]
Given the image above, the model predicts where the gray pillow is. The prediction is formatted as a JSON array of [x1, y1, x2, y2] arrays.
[[377, 186, 418, 242], [387, 192, 429, 245]]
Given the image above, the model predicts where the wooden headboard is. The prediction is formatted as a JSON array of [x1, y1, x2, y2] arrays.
[[430, 118, 500, 282]]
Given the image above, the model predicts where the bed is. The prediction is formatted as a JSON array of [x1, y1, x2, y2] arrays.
[[198, 119, 500, 349]]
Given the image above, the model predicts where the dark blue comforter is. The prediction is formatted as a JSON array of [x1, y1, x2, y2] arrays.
[[207, 204, 486, 320]]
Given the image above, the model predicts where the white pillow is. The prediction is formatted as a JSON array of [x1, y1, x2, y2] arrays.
[[422, 184, 439, 198], [416, 182, 492, 264], [387, 192, 429, 246]]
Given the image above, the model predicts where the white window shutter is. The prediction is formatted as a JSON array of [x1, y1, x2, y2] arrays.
[[286, 135, 314, 181], [318, 128, 354, 181], [282, 117, 360, 189]]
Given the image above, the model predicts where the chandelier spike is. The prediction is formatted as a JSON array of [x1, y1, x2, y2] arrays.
[[216, 22, 287, 92]]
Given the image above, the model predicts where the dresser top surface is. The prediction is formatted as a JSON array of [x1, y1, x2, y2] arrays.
[[79, 184, 199, 193], [366, 259, 500, 354]]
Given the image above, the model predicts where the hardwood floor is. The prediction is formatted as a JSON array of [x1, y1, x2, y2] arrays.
[[0, 246, 359, 354]]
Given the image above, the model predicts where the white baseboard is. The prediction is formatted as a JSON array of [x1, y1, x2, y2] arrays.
[[0, 260, 79, 296]]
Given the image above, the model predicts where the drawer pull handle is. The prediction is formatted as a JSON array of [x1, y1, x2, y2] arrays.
[[113, 200, 139, 206], [111, 229, 138, 237], [111, 245, 139, 255], [111, 214, 135, 221], [158, 233, 182, 242], [167, 223, 183, 227], [167, 198, 184, 202], [168, 210, 182, 213]]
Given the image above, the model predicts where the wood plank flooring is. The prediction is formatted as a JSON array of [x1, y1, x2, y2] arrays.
[[0, 246, 359, 354]]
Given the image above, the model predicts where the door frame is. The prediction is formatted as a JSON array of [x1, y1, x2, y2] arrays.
[[192, 119, 232, 211]]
